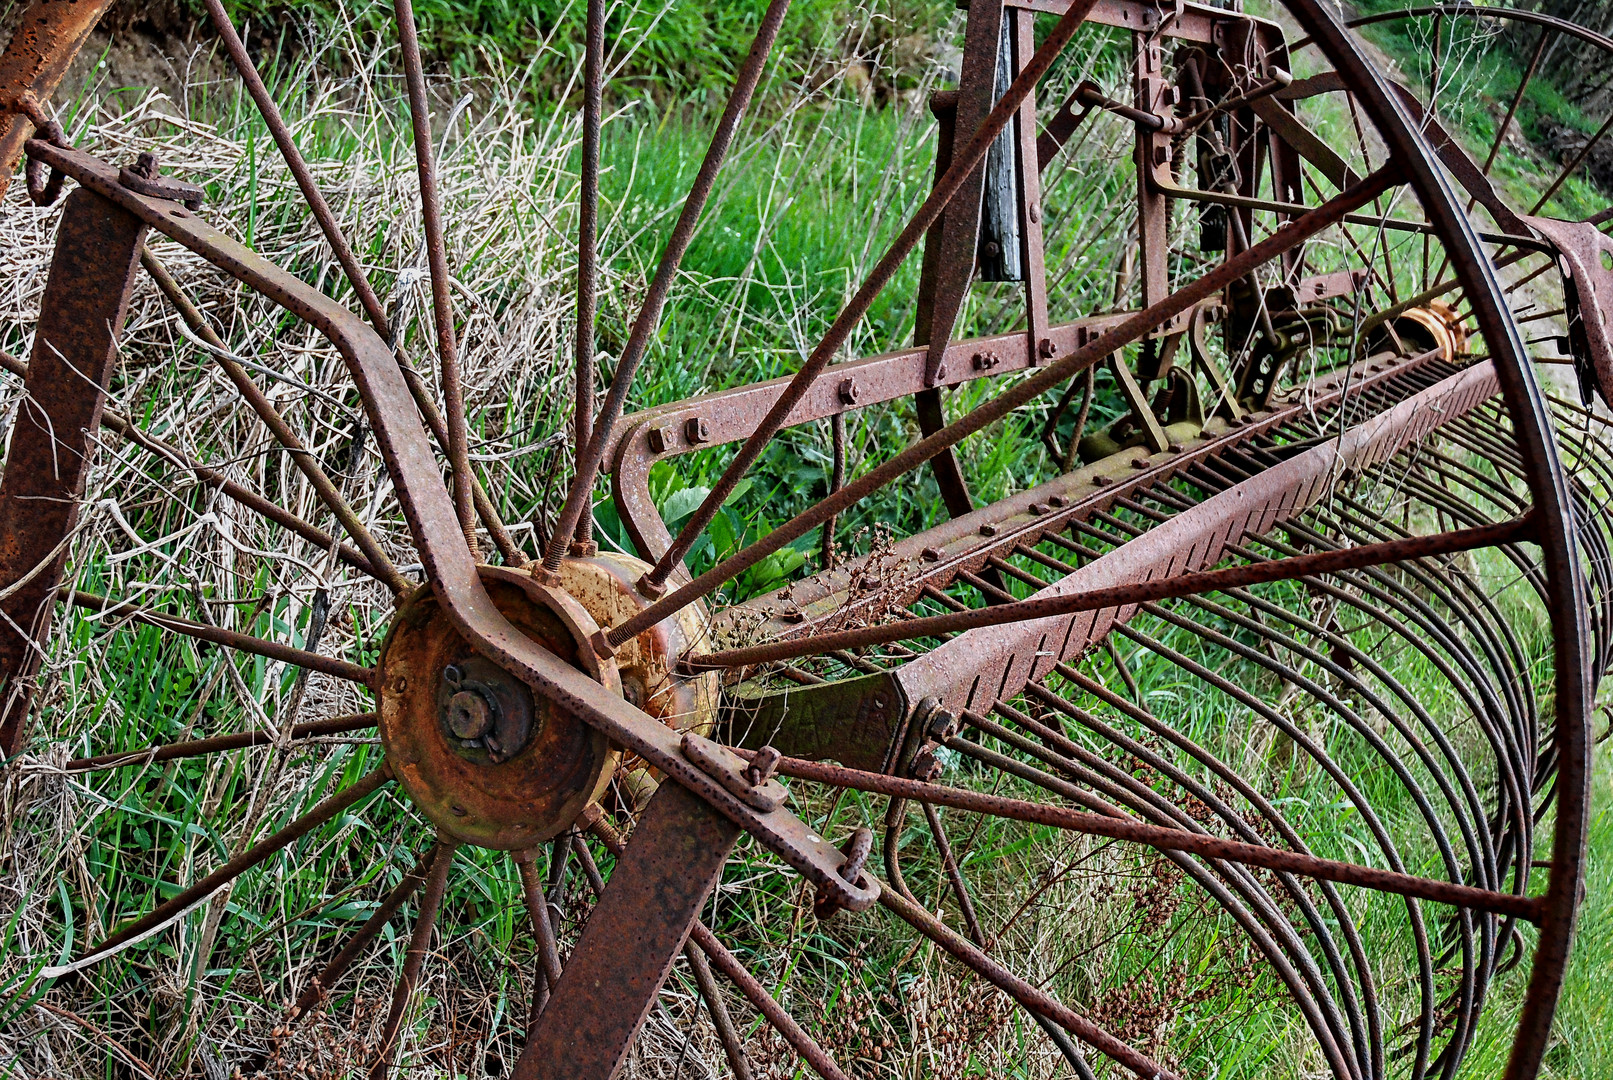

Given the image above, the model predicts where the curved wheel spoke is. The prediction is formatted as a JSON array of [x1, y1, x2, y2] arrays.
[[66, 712, 376, 771]]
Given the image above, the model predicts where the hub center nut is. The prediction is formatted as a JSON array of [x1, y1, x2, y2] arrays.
[[446, 688, 495, 740], [436, 657, 536, 764]]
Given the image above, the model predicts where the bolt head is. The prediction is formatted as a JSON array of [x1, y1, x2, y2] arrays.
[[921, 546, 942, 562], [446, 690, 495, 739], [979, 522, 999, 537], [647, 425, 671, 453], [837, 377, 861, 405], [1038, 338, 1057, 359], [911, 747, 942, 782], [685, 417, 711, 443]]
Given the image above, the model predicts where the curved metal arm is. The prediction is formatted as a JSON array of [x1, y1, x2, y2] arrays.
[[25, 140, 876, 914]]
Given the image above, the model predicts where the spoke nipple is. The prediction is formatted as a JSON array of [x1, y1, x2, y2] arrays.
[[529, 564, 561, 586], [634, 573, 666, 600], [589, 628, 615, 660], [568, 539, 599, 558]]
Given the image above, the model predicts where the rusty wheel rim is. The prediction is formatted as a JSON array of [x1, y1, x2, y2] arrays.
[[3, 2, 1611, 1077]]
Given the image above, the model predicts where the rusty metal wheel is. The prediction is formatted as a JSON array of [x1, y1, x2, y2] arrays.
[[3, 1, 1612, 1077]]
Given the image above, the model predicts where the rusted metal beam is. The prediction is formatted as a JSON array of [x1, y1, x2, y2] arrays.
[[513, 782, 738, 1080], [691, 515, 1531, 669], [890, 359, 1499, 718], [0, 187, 144, 755], [606, 165, 1399, 648]]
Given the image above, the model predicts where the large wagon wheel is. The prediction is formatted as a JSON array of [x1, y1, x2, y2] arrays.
[[1, 1, 1610, 1077]]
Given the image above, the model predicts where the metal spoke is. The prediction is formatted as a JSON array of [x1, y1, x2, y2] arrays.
[[633, 0, 1107, 600], [1528, 109, 1613, 215], [288, 842, 441, 1022], [73, 765, 390, 967], [0, 351, 386, 582], [369, 836, 458, 1079], [61, 589, 373, 685], [764, 754, 1541, 922], [202, 0, 521, 564], [879, 885, 1177, 1080], [394, 0, 476, 550], [141, 248, 410, 594], [1484, 27, 1549, 177], [607, 166, 1399, 647], [687, 516, 1529, 669], [539, 0, 794, 574], [569, 0, 605, 556], [66, 712, 376, 771], [515, 849, 566, 1027]]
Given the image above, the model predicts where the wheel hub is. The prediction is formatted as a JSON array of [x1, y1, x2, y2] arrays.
[[378, 566, 620, 849], [377, 556, 718, 847], [438, 657, 533, 763]]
